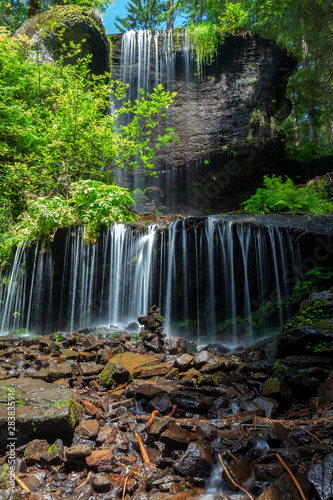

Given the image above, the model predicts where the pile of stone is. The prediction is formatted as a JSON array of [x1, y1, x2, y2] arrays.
[[0, 306, 332, 500]]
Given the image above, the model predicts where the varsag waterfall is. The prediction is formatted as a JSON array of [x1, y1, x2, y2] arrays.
[[0, 217, 302, 341], [0, 30, 303, 342]]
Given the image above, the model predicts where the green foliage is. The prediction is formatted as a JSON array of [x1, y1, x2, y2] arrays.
[[187, 21, 223, 69], [242, 175, 333, 214], [0, 29, 176, 265], [291, 267, 333, 302], [307, 340, 333, 352], [0, 0, 113, 32], [114, 0, 165, 31]]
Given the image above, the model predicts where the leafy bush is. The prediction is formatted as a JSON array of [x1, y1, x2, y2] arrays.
[[187, 22, 223, 70], [0, 181, 136, 263], [291, 267, 333, 302], [242, 175, 333, 214], [0, 28, 176, 266]]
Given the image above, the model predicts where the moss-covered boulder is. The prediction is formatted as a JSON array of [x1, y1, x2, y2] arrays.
[[14, 5, 110, 76], [99, 362, 130, 388], [275, 290, 333, 358], [0, 378, 79, 446]]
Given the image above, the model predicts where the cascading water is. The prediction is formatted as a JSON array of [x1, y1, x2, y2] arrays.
[[112, 29, 209, 214], [0, 217, 302, 341]]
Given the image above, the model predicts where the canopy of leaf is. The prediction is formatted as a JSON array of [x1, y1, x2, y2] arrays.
[[114, 0, 165, 32], [0, 0, 113, 31], [0, 28, 176, 264]]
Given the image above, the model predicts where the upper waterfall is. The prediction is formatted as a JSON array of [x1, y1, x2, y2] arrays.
[[110, 29, 297, 215]]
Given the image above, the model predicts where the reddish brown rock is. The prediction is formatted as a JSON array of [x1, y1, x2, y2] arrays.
[[75, 419, 100, 438]]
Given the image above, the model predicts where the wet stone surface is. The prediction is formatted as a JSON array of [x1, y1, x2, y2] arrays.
[[0, 307, 332, 499]]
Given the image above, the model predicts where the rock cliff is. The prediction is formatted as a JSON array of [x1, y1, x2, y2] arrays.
[[111, 31, 297, 214]]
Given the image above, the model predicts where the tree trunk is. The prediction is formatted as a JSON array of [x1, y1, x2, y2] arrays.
[[28, 0, 39, 17], [167, 0, 173, 30], [302, 35, 318, 144], [291, 103, 301, 147]]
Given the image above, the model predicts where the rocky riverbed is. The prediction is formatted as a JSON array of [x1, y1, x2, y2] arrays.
[[0, 306, 332, 500]]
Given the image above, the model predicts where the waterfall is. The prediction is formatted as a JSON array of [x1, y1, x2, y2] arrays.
[[0, 217, 302, 342], [112, 29, 197, 214]]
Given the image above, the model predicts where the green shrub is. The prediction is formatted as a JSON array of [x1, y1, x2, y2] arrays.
[[242, 175, 333, 214]]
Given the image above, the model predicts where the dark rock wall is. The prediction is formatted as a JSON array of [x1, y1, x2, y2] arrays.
[[111, 32, 297, 214]]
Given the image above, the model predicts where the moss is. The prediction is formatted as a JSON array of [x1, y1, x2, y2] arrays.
[[47, 443, 56, 454], [15, 5, 110, 77], [211, 373, 221, 386]]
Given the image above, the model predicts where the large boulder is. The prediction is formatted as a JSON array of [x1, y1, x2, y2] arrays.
[[275, 290, 333, 358], [14, 5, 110, 76], [0, 378, 79, 445]]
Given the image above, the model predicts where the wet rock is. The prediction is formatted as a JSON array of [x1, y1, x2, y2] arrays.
[[201, 343, 230, 356], [253, 396, 279, 417], [276, 290, 333, 358], [23, 472, 46, 491], [125, 322, 140, 332], [256, 472, 310, 500], [0, 494, 21, 500], [149, 419, 169, 437], [65, 444, 92, 460], [308, 452, 333, 500], [265, 421, 289, 445], [99, 362, 130, 388], [253, 463, 285, 481], [67, 485, 94, 500], [91, 473, 112, 492], [223, 457, 252, 490], [29, 489, 55, 500], [262, 377, 292, 405], [40, 438, 64, 465], [195, 423, 218, 441], [80, 362, 104, 376], [193, 351, 219, 368], [161, 423, 197, 449], [75, 419, 100, 438], [143, 335, 164, 353], [174, 441, 213, 478], [318, 374, 333, 400], [96, 427, 116, 444], [165, 337, 187, 354], [170, 391, 215, 413], [148, 394, 172, 413], [106, 351, 159, 374], [174, 354, 193, 371], [0, 378, 79, 442], [24, 439, 49, 465], [307, 396, 330, 410], [86, 449, 114, 471]]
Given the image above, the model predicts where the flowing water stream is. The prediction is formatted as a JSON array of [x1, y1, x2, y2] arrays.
[[0, 217, 302, 342]]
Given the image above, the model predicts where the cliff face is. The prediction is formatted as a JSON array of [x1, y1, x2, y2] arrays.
[[111, 32, 297, 214]]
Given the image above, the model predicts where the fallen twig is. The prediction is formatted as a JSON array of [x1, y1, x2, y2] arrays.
[[135, 432, 150, 463], [98, 383, 127, 395], [75, 471, 92, 490], [168, 405, 176, 417], [146, 410, 159, 427], [276, 453, 306, 500], [218, 454, 254, 500], [15, 475, 31, 493], [303, 428, 323, 444], [226, 450, 237, 461], [122, 474, 129, 500]]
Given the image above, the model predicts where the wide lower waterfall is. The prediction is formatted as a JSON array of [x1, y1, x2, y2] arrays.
[[0, 217, 302, 343]]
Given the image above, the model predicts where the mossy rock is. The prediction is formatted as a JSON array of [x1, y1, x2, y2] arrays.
[[99, 362, 130, 388], [275, 290, 333, 358], [14, 5, 111, 76]]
